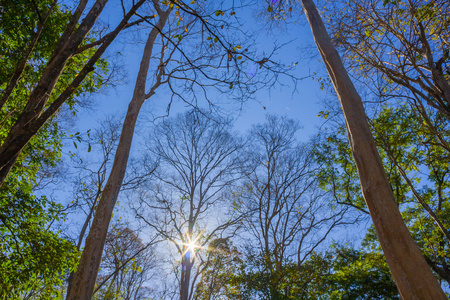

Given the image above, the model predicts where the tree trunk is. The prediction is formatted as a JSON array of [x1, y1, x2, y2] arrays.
[[300, 0, 447, 299], [65, 8, 171, 299], [180, 252, 192, 300]]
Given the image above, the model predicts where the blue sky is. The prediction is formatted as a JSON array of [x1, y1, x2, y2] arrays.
[[74, 1, 329, 143]]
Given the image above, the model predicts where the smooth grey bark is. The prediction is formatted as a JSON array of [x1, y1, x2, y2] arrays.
[[65, 6, 172, 299], [300, 0, 447, 299]]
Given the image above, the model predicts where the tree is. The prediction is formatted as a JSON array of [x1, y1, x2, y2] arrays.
[[0, 1, 111, 296], [322, 1, 450, 283], [66, 4, 172, 298], [0, 0, 152, 187], [0, 2, 154, 295], [93, 226, 158, 300], [298, 0, 446, 297], [0, 191, 79, 299], [134, 110, 242, 300], [326, 0, 450, 123], [193, 238, 243, 300], [315, 104, 450, 286], [68, 0, 288, 297], [234, 115, 350, 299], [223, 244, 399, 299], [297, 245, 399, 299]]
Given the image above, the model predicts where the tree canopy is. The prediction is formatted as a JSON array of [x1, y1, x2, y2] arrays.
[[1, 0, 450, 299]]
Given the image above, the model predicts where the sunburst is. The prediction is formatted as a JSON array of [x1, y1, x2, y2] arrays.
[[180, 231, 207, 258]]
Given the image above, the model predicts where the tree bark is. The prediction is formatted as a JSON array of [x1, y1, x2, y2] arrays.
[[300, 0, 447, 299], [181, 252, 192, 300], [65, 7, 171, 299]]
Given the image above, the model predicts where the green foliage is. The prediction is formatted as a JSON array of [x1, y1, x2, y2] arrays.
[[316, 246, 399, 299], [194, 238, 244, 299], [0, 0, 110, 297], [0, 190, 79, 299], [0, 0, 109, 190], [214, 245, 398, 299], [314, 104, 450, 285]]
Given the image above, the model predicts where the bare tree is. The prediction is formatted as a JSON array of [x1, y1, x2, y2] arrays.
[[239, 115, 350, 298], [300, 0, 446, 298], [133, 110, 243, 300]]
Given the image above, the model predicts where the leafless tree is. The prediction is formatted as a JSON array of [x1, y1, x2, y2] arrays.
[[93, 226, 159, 300], [239, 115, 351, 297], [133, 110, 243, 300]]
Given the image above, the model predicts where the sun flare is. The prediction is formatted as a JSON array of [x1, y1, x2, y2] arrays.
[[186, 240, 198, 252], [180, 232, 206, 258]]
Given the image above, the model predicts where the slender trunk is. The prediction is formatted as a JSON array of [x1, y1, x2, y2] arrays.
[[300, 0, 446, 298], [65, 8, 171, 299], [390, 155, 450, 243], [180, 252, 192, 300], [181, 209, 194, 300]]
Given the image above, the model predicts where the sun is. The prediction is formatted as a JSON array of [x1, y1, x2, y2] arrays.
[[180, 232, 206, 258], [186, 240, 198, 253]]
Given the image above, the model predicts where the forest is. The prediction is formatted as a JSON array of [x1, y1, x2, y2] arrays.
[[0, 0, 449, 299]]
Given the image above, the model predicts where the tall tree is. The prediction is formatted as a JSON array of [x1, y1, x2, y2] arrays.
[[134, 110, 242, 300], [299, 0, 446, 297], [315, 104, 450, 286], [66, 3, 172, 298], [1, 3, 153, 294], [236, 115, 350, 299], [0, 1, 109, 297]]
